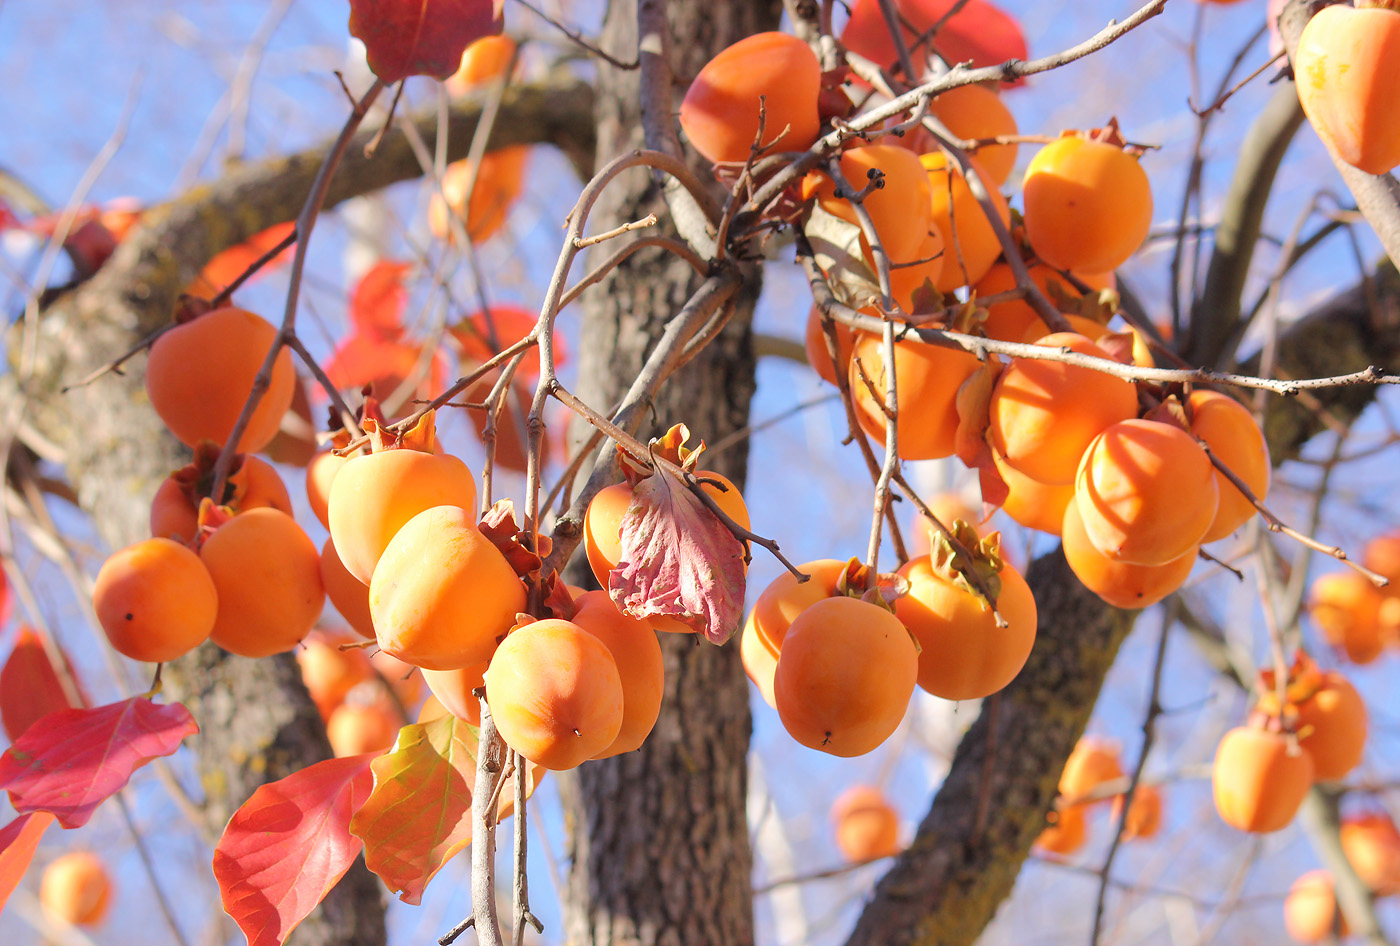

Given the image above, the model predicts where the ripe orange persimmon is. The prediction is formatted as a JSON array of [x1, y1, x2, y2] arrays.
[[1111, 784, 1163, 840], [429, 147, 529, 244], [920, 151, 1011, 292], [992, 449, 1075, 536], [1258, 662, 1367, 783], [809, 145, 935, 265], [752, 558, 847, 653], [740, 611, 780, 709], [319, 538, 375, 639], [201, 508, 324, 658], [370, 649, 425, 709], [369, 505, 526, 670], [1285, 870, 1346, 944], [679, 32, 821, 165], [894, 535, 1038, 701], [1340, 812, 1400, 893], [1076, 419, 1219, 566], [927, 84, 1019, 185], [831, 785, 902, 863], [1188, 390, 1270, 542], [773, 596, 918, 757], [987, 333, 1138, 486], [1023, 132, 1152, 273], [1060, 738, 1123, 804], [297, 633, 375, 720], [1035, 804, 1087, 856], [326, 700, 401, 757], [486, 619, 624, 770], [883, 228, 946, 313], [327, 424, 477, 585], [40, 852, 111, 927], [974, 262, 1114, 343], [1363, 530, 1400, 590], [146, 306, 296, 453], [306, 448, 348, 529], [1212, 726, 1314, 833], [804, 307, 859, 387], [1309, 571, 1386, 664], [571, 590, 665, 758], [583, 472, 750, 604], [445, 34, 516, 94], [421, 662, 488, 726], [150, 453, 292, 541], [1295, 4, 1400, 175], [848, 331, 979, 461], [1061, 495, 1196, 609], [93, 537, 218, 663]]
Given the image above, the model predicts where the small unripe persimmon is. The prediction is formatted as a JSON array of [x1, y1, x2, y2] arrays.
[[40, 852, 111, 927]]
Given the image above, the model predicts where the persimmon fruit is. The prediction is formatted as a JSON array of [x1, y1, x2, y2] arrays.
[[919, 151, 1011, 292], [326, 700, 401, 757], [809, 145, 935, 265], [40, 852, 111, 927], [1061, 495, 1197, 609], [201, 508, 324, 658], [145, 306, 296, 453], [429, 147, 529, 244], [1023, 133, 1152, 273], [369, 505, 526, 670], [485, 618, 624, 770], [1295, 3, 1400, 175], [987, 333, 1138, 486], [571, 590, 665, 758], [1111, 784, 1162, 841], [679, 32, 821, 166], [992, 449, 1075, 537], [831, 785, 902, 863], [1308, 571, 1386, 664], [848, 331, 979, 461], [804, 307, 859, 387], [320, 537, 375, 639], [1059, 738, 1123, 804], [1285, 870, 1345, 944], [1035, 804, 1087, 856], [1212, 726, 1314, 833], [1340, 812, 1400, 894], [1187, 390, 1270, 542], [773, 595, 918, 757], [296, 633, 375, 720], [93, 537, 218, 663], [1076, 418, 1219, 566], [150, 453, 292, 541], [421, 662, 488, 727]]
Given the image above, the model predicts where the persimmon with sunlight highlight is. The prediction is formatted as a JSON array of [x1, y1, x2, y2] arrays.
[[40, 852, 111, 928], [1075, 418, 1219, 566], [848, 331, 980, 461], [306, 446, 348, 529], [571, 591, 665, 759], [1034, 804, 1087, 857], [1110, 785, 1162, 841], [773, 595, 918, 757], [831, 785, 903, 863], [1255, 656, 1366, 783], [925, 84, 1019, 186], [987, 333, 1138, 486], [751, 558, 847, 653], [1023, 127, 1153, 273], [1059, 738, 1123, 805], [1308, 570, 1387, 664], [485, 618, 624, 770], [1061, 495, 1197, 609], [201, 507, 324, 658], [368, 504, 526, 670], [327, 411, 478, 585], [740, 612, 780, 709], [429, 147, 529, 244], [894, 524, 1037, 701], [678, 31, 821, 166], [1212, 725, 1314, 833], [93, 537, 218, 664], [919, 151, 1011, 292], [1285, 870, 1345, 944], [1187, 390, 1270, 542], [145, 305, 297, 453]]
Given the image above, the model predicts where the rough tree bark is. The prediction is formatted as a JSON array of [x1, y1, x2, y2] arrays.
[[554, 1, 779, 944]]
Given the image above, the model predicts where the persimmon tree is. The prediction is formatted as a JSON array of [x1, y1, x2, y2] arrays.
[[2, 0, 1400, 945]]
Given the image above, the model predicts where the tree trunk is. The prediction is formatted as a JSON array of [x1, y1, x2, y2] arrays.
[[556, 2, 778, 944]]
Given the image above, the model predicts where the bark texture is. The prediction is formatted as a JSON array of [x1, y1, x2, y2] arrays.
[[555, 2, 779, 944]]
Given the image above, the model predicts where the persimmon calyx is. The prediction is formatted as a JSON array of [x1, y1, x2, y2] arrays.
[[834, 557, 908, 612], [929, 521, 1005, 605]]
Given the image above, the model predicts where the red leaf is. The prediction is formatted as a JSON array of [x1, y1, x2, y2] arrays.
[[349, 716, 539, 904], [841, 0, 1027, 86], [322, 333, 446, 409], [350, 260, 412, 340], [349, 0, 504, 83], [214, 754, 376, 946], [0, 697, 198, 828], [0, 812, 54, 916], [608, 469, 747, 644], [187, 222, 296, 298], [1, 628, 80, 742], [449, 304, 558, 379]]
